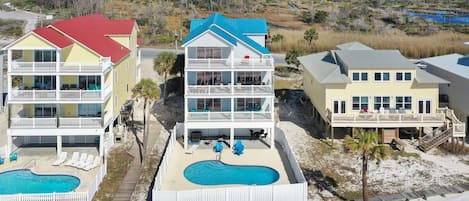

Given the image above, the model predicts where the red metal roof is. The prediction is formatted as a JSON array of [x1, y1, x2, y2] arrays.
[[33, 14, 136, 64], [33, 27, 73, 48]]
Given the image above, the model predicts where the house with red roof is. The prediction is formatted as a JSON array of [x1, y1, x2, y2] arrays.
[[3, 14, 141, 157]]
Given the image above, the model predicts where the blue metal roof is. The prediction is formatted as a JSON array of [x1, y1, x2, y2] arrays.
[[182, 13, 270, 54]]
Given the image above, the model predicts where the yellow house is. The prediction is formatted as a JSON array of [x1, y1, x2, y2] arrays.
[[299, 42, 465, 150], [3, 14, 141, 156]]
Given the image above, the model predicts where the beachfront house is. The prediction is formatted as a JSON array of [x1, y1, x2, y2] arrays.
[[3, 14, 141, 157], [421, 51, 469, 140], [299, 41, 465, 151], [151, 13, 307, 201]]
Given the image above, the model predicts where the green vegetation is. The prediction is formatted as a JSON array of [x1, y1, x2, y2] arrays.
[[344, 130, 391, 201], [303, 28, 318, 47], [92, 147, 133, 201], [153, 52, 177, 105], [0, 19, 23, 37], [285, 49, 305, 67]]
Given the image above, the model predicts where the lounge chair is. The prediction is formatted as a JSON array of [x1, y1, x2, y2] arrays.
[[73, 153, 88, 168], [53, 152, 68, 166], [77, 155, 94, 169], [9, 152, 17, 162], [185, 144, 199, 154], [84, 156, 101, 171], [65, 152, 79, 166]]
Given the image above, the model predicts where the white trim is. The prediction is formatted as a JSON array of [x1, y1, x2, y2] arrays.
[[183, 29, 235, 48], [3, 32, 61, 50]]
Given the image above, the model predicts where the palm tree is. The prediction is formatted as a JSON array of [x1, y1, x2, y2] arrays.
[[132, 79, 160, 167], [344, 129, 390, 201], [154, 52, 177, 105], [303, 28, 318, 47]]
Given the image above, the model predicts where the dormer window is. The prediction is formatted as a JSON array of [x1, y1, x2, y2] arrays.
[[396, 72, 412, 81]]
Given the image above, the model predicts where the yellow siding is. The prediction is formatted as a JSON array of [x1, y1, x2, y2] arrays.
[[61, 76, 77, 85], [62, 43, 100, 63], [62, 104, 77, 117], [324, 69, 439, 114], [60, 46, 72, 62], [23, 76, 33, 88], [303, 69, 327, 119], [109, 36, 130, 48], [104, 99, 112, 117], [23, 104, 33, 117], [130, 27, 138, 58], [23, 50, 33, 62], [10, 34, 54, 49]]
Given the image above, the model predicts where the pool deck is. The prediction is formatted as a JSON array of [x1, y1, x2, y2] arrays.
[[161, 140, 296, 191], [0, 147, 101, 192]]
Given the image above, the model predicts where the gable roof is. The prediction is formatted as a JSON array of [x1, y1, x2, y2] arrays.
[[33, 27, 73, 48], [336, 41, 373, 50], [48, 14, 135, 63], [422, 54, 469, 80], [182, 13, 270, 55], [298, 51, 350, 84], [335, 50, 415, 69]]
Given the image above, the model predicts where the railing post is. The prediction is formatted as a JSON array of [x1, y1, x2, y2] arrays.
[[208, 59, 211, 69], [399, 114, 402, 122]]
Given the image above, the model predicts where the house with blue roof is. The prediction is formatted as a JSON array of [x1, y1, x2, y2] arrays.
[[181, 12, 276, 151]]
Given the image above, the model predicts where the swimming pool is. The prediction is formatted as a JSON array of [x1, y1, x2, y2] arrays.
[[0, 169, 80, 194], [184, 160, 279, 185]]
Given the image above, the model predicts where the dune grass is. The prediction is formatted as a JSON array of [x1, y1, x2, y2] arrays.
[[270, 29, 469, 58]]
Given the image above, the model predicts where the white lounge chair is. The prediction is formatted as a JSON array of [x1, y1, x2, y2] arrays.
[[185, 144, 199, 154], [84, 156, 101, 171], [53, 152, 68, 166], [64, 152, 79, 166], [73, 153, 87, 168], [78, 155, 94, 169]]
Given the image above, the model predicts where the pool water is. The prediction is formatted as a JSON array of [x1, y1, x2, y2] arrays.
[[0, 169, 80, 194], [184, 160, 279, 185]]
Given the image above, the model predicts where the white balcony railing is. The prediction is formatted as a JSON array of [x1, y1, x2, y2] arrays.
[[59, 117, 102, 128], [186, 85, 273, 96], [59, 90, 102, 101], [187, 111, 272, 121], [330, 112, 445, 125], [9, 90, 56, 101], [9, 57, 112, 73], [10, 117, 57, 128], [186, 58, 274, 69]]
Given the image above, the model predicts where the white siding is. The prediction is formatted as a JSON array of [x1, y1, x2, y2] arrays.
[[187, 32, 232, 47], [233, 42, 262, 59]]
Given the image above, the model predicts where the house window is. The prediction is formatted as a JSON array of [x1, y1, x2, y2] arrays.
[[352, 72, 368, 81], [396, 96, 412, 110], [333, 100, 346, 114], [352, 96, 368, 111], [396, 72, 412, 81], [34, 104, 56, 117], [79, 76, 101, 90], [196, 47, 222, 59], [78, 104, 101, 117], [34, 50, 56, 62], [374, 72, 390, 81], [374, 96, 390, 110]]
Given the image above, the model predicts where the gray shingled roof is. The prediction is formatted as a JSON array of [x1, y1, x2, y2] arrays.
[[422, 54, 469, 80], [336, 41, 373, 50], [335, 50, 415, 69], [415, 68, 449, 84], [298, 51, 350, 84]]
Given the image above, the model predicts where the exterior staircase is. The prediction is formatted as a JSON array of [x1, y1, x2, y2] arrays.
[[419, 108, 466, 152]]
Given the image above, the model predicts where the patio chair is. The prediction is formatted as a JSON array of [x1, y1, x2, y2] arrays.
[[0, 157, 4, 165], [9, 152, 17, 162], [65, 152, 79, 166], [73, 153, 88, 168], [84, 156, 101, 171], [53, 152, 68, 166], [78, 155, 94, 169]]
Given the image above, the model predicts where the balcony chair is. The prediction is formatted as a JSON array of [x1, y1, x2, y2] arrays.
[[70, 84, 77, 89]]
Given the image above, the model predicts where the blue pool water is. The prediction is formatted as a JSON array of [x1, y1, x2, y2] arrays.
[[184, 160, 280, 185], [0, 169, 80, 194]]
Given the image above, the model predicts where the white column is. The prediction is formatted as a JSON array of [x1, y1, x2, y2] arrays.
[[56, 75, 60, 100], [56, 49, 61, 72], [230, 127, 234, 149], [183, 127, 188, 151], [99, 134, 104, 157], [270, 126, 275, 149], [101, 73, 105, 99], [6, 131, 12, 154], [109, 123, 114, 134], [57, 135, 62, 156], [231, 97, 234, 121], [7, 49, 12, 72]]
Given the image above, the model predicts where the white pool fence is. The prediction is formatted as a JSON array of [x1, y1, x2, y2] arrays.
[[152, 123, 308, 201]]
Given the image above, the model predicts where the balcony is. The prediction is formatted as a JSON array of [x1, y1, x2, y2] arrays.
[[10, 117, 103, 129], [9, 86, 112, 102], [186, 85, 273, 96], [186, 58, 274, 70], [187, 111, 273, 122], [9, 58, 112, 73], [328, 110, 446, 127]]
